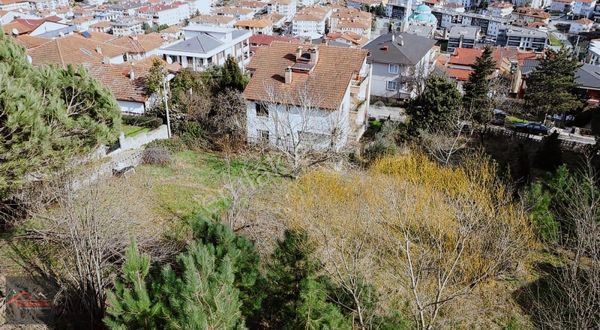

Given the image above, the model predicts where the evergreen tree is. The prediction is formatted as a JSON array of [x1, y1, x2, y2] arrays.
[[527, 182, 560, 243], [262, 230, 330, 328], [157, 242, 245, 329], [188, 215, 265, 323], [218, 57, 248, 92], [295, 278, 351, 330], [525, 48, 582, 120], [104, 240, 163, 330], [104, 217, 249, 329], [534, 132, 563, 172], [407, 74, 462, 134], [463, 46, 496, 124], [0, 34, 121, 200]]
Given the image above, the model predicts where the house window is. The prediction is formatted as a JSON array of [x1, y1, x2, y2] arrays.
[[256, 103, 268, 117], [258, 130, 270, 143], [386, 81, 398, 91], [388, 64, 400, 74]]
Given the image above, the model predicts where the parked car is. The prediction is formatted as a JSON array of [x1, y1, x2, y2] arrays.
[[511, 122, 549, 135]]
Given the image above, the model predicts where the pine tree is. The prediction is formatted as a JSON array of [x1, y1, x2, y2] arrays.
[[157, 243, 245, 329], [104, 240, 163, 330], [407, 74, 462, 134], [262, 230, 323, 328], [525, 48, 582, 120], [188, 215, 265, 323], [295, 278, 351, 330], [0, 34, 121, 200], [463, 46, 496, 124], [218, 57, 247, 92]]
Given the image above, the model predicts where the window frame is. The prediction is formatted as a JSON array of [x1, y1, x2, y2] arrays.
[[386, 81, 398, 91], [388, 63, 400, 74]]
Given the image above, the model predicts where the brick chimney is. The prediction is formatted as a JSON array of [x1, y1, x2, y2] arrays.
[[308, 46, 318, 65]]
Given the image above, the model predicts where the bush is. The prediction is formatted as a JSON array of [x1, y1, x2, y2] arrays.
[[142, 147, 172, 165], [146, 138, 186, 153], [122, 115, 163, 129]]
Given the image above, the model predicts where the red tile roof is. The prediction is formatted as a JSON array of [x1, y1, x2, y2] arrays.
[[243, 42, 368, 110]]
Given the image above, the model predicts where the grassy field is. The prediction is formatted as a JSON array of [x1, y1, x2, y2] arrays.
[[131, 150, 280, 221]]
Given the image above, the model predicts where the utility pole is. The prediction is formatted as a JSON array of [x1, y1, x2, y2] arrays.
[[162, 77, 172, 138]]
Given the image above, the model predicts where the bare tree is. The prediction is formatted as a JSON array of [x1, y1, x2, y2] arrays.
[[526, 163, 600, 329], [256, 82, 349, 177], [419, 108, 474, 166], [9, 176, 169, 326]]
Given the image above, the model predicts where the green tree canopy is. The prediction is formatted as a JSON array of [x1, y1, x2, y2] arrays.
[[525, 48, 582, 119], [407, 74, 462, 134], [463, 46, 496, 124], [0, 34, 121, 200]]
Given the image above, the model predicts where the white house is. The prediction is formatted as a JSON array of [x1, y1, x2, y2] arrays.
[[0, 10, 38, 24], [0, 0, 31, 11], [487, 1, 514, 17], [363, 32, 437, 99], [111, 18, 144, 36], [160, 25, 252, 71], [243, 43, 371, 150], [292, 6, 331, 39], [570, 17, 594, 32], [586, 39, 600, 65], [138, 3, 190, 27], [267, 0, 296, 20]]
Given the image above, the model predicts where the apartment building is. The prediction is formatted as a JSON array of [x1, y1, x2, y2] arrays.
[[447, 25, 479, 52], [138, 3, 190, 27], [111, 18, 144, 36], [267, 0, 296, 20], [292, 6, 332, 39], [496, 26, 547, 51]]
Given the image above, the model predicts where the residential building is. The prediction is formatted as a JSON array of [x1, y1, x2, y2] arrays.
[[325, 31, 370, 47], [243, 42, 371, 150], [329, 7, 372, 38], [2, 16, 67, 36], [138, 3, 190, 27], [160, 25, 252, 71], [432, 7, 509, 40], [496, 26, 547, 50], [89, 20, 111, 33], [569, 17, 594, 33], [512, 0, 550, 9], [0, 10, 38, 25], [363, 32, 437, 99], [386, 0, 412, 20], [234, 18, 274, 35], [550, 0, 575, 13], [573, 0, 596, 17], [189, 14, 236, 27], [25, 34, 127, 66], [511, 7, 551, 26], [212, 6, 254, 20], [267, 0, 296, 20], [107, 33, 165, 61], [111, 18, 144, 36], [248, 33, 299, 53], [447, 25, 479, 52], [0, 0, 31, 11], [292, 6, 332, 39], [29, 0, 68, 11], [487, 1, 513, 17], [586, 39, 600, 65]]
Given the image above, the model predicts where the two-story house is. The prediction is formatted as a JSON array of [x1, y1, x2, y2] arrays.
[[363, 32, 437, 99], [159, 25, 252, 71], [243, 43, 371, 150]]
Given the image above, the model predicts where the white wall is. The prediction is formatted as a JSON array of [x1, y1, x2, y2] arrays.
[[118, 100, 145, 114]]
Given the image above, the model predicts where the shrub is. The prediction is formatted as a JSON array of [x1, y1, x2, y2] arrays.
[[146, 138, 186, 153], [123, 115, 163, 129], [142, 147, 172, 166]]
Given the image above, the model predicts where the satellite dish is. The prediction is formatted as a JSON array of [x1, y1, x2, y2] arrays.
[[11, 28, 18, 36], [166, 56, 172, 64]]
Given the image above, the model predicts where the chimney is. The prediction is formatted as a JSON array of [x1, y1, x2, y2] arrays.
[[96, 46, 102, 54], [391, 34, 395, 42], [308, 46, 318, 65], [296, 46, 302, 60], [129, 67, 135, 80], [102, 56, 110, 64], [284, 66, 292, 84]]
